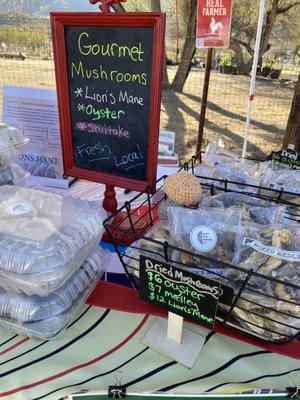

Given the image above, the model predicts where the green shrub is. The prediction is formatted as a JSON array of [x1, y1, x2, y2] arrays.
[[0, 24, 49, 47], [219, 50, 236, 66]]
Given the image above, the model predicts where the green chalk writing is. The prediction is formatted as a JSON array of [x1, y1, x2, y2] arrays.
[[78, 32, 145, 62], [77, 103, 125, 121], [71, 61, 147, 85], [146, 270, 214, 324]]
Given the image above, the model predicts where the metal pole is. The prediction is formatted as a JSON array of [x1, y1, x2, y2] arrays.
[[196, 47, 213, 156], [175, 0, 179, 63], [242, 0, 266, 158]]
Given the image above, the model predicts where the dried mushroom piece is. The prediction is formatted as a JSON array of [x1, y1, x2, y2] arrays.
[[232, 297, 299, 340], [124, 221, 171, 280]]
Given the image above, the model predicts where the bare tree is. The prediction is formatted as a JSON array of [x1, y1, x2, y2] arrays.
[[171, 0, 197, 91], [282, 73, 300, 150], [150, 0, 160, 11], [149, 0, 169, 87], [230, 0, 300, 74], [112, 2, 126, 12]]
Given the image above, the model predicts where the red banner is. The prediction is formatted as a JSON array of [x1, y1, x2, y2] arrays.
[[196, 0, 233, 48]]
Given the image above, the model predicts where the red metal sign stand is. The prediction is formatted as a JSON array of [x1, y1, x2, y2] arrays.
[[87, 0, 149, 242], [52, 3, 165, 242], [89, 0, 126, 13]]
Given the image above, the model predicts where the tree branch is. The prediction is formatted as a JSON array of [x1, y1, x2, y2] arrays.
[[150, 0, 161, 12], [231, 36, 254, 55], [112, 2, 126, 12], [278, 0, 300, 14]]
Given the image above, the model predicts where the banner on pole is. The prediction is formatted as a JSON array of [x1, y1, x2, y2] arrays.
[[196, 0, 233, 48]]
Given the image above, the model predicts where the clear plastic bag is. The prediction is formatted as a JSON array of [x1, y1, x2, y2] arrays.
[[232, 224, 300, 290], [0, 248, 107, 339], [19, 149, 59, 179], [0, 164, 29, 186], [0, 186, 106, 295], [201, 191, 286, 225], [197, 144, 263, 191], [221, 220, 300, 340], [168, 206, 243, 273], [231, 293, 300, 340], [0, 123, 29, 170], [230, 252, 300, 341], [262, 164, 300, 200]]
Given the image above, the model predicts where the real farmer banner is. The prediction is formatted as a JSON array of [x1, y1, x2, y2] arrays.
[[196, 0, 233, 48]]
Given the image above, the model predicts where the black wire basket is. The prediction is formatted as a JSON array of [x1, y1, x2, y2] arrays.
[[103, 157, 300, 346]]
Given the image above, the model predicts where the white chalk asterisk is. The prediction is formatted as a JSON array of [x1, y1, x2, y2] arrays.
[[74, 87, 83, 97], [77, 103, 85, 111]]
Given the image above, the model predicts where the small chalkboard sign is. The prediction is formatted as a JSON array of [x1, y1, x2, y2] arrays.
[[51, 13, 165, 192], [266, 148, 300, 170], [139, 255, 222, 329]]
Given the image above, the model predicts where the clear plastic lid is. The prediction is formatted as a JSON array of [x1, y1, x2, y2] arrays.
[[0, 123, 29, 170], [0, 164, 29, 186], [0, 186, 106, 295], [0, 239, 99, 296], [0, 248, 106, 322], [0, 248, 107, 339]]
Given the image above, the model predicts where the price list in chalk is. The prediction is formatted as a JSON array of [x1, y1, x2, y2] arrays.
[[65, 26, 153, 180], [139, 256, 221, 329]]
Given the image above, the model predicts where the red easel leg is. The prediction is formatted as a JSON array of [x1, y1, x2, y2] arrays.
[[102, 184, 118, 213]]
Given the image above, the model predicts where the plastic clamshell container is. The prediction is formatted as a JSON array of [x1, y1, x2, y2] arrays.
[[0, 186, 106, 296], [0, 164, 29, 186], [0, 123, 29, 170], [0, 248, 107, 339]]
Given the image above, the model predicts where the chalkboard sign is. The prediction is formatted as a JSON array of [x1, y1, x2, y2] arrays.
[[139, 255, 221, 329], [51, 13, 165, 191], [266, 148, 300, 170]]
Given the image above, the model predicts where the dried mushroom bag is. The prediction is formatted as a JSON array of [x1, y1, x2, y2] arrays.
[[231, 223, 300, 340], [232, 294, 300, 340], [262, 164, 300, 201], [201, 143, 263, 190], [168, 206, 243, 274], [124, 221, 171, 279], [201, 191, 286, 225], [233, 224, 300, 295]]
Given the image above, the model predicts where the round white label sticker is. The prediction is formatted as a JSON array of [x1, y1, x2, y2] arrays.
[[4, 202, 34, 217], [190, 225, 217, 252]]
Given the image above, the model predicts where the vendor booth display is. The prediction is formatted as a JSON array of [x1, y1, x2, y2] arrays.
[[1, 1, 299, 397], [0, 122, 29, 186], [104, 146, 300, 353]]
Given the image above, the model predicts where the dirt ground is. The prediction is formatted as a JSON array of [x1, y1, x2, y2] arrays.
[[0, 58, 297, 162]]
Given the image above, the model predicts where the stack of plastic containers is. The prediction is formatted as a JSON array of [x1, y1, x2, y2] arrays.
[[0, 185, 107, 339], [0, 122, 29, 186]]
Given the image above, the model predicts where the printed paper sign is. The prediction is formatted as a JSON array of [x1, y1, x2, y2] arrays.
[[243, 238, 300, 262], [196, 0, 233, 48], [2, 85, 68, 187]]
